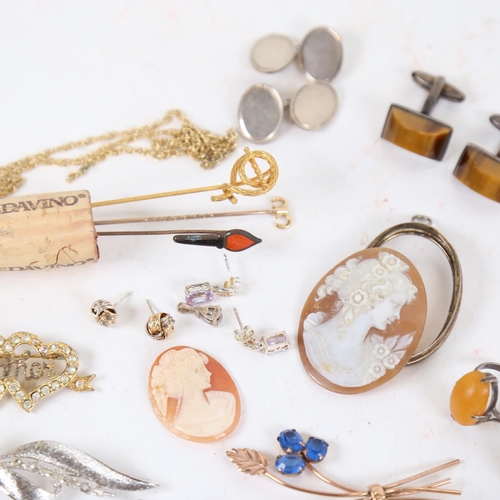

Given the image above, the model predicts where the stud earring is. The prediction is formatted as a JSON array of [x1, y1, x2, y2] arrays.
[[184, 255, 241, 304], [177, 302, 223, 327], [381, 71, 466, 160], [213, 255, 241, 297], [90, 291, 132, 327], [232, 307, 289, 354], [450, 363, 500, 426], [453, 114, 500, 202], [239, 27, 342, 142], [145, 300, 175, 340]]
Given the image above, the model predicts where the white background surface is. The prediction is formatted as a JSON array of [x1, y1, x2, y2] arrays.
[[0, 1, 500, 499]]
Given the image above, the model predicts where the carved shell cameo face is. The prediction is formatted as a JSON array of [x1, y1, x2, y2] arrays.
[[149, 346, 241, 443], [298, 248, 427, 394]]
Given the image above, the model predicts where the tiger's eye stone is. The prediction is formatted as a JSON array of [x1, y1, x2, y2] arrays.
[[450, 370, 491, 426], [381, 105, 452, 161], [453, 144, 500, 202]]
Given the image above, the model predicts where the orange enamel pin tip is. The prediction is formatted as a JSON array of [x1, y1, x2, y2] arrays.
[[173, 229, 262, 252]]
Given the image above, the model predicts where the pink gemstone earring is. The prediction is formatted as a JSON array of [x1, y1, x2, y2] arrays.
[[232, 308, 289, 354], [183, 255, 241, 306], [212, 254, 242, 297]]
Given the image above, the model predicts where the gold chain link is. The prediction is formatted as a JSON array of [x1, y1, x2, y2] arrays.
[[0, 110, 238, 198]]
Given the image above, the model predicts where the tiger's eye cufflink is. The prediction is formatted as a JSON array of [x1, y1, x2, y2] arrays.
[[450, 363, 499, 426], [382, 71, 465, 160], [453, 115, 500, 202]]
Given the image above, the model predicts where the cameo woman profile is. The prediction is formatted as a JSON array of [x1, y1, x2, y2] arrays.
[[149, 346, 240, 442], [299, 249, 427, 394]]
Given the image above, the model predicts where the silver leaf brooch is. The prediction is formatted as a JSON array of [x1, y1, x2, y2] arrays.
[[0, 441, 157, 499]]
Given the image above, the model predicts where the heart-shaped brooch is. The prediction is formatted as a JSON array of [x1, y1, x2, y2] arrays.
[[0, 332, 94, 412]]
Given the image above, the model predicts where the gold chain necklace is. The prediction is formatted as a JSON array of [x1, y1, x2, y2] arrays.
[[0, 110, 238, 198]]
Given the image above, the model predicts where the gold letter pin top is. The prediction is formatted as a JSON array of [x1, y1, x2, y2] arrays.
[[0, 332, 94, 413]]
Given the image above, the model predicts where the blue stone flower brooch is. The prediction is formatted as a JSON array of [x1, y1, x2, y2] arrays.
[[227, 429, 461, 499]]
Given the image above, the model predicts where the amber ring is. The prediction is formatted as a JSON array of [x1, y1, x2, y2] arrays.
[[367, 216, 463, 365], [450, 363, 500, 426]]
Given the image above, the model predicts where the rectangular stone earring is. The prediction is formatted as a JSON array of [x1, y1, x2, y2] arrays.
[[232, 307, 289, 354]]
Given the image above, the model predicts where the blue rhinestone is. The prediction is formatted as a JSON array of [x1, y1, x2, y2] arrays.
[[304, 437, 329, 462], [277, 429, 305, 454], [275, 454, 306, 475]]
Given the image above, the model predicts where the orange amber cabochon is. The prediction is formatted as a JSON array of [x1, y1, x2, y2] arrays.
[[450, 370, 491, 426]]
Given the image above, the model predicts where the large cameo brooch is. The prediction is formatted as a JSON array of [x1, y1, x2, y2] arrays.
[[299, 217, 462, 394], [149, 346, 240, 442], [299, 249, 427, 393]]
